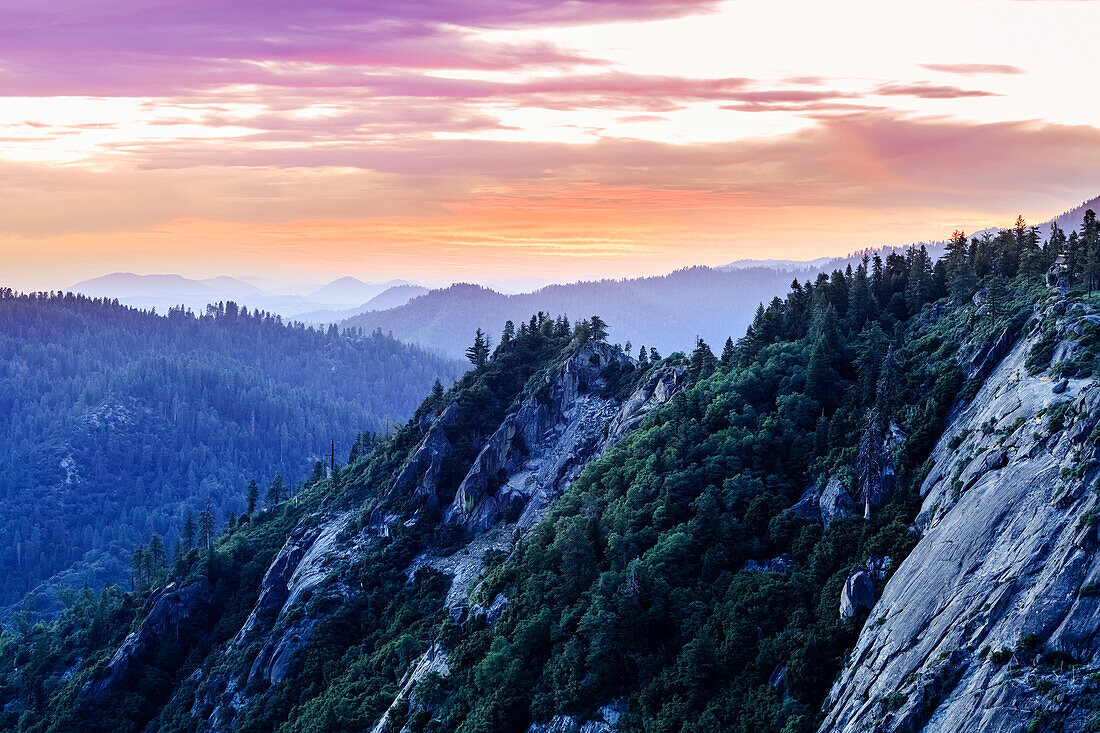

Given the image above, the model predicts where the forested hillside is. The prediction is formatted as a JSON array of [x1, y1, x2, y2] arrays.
[[0, 290, 461, 613], [0, 213, 1088, 732]]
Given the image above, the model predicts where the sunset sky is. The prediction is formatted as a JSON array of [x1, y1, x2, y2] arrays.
[[4, 0, 1100, 289]]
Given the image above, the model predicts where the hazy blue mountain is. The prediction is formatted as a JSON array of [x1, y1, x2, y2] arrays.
[[343, 266, 822, 360], [71, 273, 225, 300], [68, 273, 324, 317], [307, 276, 411, 306], [364, 283, 430, 311], [295, 284, 430, 325]]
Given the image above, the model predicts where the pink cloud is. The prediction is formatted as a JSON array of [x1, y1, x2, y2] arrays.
[[873, 81, 999, 99], [919, 63, 1024, 75], [0, 0, 720, 97]]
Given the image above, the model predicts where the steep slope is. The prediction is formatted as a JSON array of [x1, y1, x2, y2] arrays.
[[1, 231, 1081, 733], [822, 293, 1100, 732], [182, 339, 685, 732]]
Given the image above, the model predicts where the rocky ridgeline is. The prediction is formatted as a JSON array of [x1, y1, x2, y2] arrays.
[[822, 292, 1100, 733], [85, 341, 685, 731], [385, 342, 684, 733]]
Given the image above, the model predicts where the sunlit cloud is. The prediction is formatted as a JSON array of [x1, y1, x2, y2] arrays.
[[1, 0, 1099, 289]]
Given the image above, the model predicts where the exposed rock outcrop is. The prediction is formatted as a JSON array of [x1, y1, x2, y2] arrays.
[[821, 301, 1100, 733], [388, 402, 458, 511], [197, 510, 360, 727], [83, 578, 211, 702], [969, 326, 1018, 380], [527, 701, 625, 733], [419, 344, 685, 617], [820, 476, 855, 526], [839, 570, 876, 619], [443, 342, 641, 533]]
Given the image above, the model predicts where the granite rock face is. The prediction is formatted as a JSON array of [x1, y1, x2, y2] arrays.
[[820, 476, 855, 526], [83, 579, 211, 703], [821, 298, 1100, 733]]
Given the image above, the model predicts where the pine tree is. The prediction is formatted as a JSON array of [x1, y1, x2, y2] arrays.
[[430, 379, 445, 408], [1067, 231, 1082, 286], [857, 409, 886, 520], [198, 502, 215, 551], [147, 534, 167, 582], [131, 546, 146, 592], [1082, 209, 1100, 294], [266, 473, 285, 508], [501, 320, 515, 346], [465, 328, 490, 368], [638, 346, 648, 365], [720, 337, 735, 366], [590, 315, 609, 342], [689, 338, 717, 380], [182, 510, 196, 552], [246, 480, 258, 515], [904, 245, 933, 315], [875, 345, 897, 417]]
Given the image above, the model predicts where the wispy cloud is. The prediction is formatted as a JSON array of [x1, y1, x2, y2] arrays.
[[873, 82, 999, 99], [919, 63, 1024, 75]]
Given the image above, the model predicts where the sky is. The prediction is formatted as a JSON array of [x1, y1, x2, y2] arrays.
[[3, 0, 1100, 290]]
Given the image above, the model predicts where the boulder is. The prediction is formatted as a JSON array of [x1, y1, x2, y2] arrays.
[[820, 477, 855, 527], [839, 569, 876, 619], [1053, 378, 1069, 394]]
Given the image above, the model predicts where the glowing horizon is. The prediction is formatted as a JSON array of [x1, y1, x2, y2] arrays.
[[3, 0, 1100, 290]]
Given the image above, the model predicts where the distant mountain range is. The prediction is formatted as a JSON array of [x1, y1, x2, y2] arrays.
[[343, 266, 823, 360], [67, 273, 425, 322], [294, 284, 431, 324], [65, 193, 1100, 360]]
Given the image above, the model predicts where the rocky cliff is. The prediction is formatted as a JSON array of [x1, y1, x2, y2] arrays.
[[92, 339, 685, 731], [822, 292, 1100, 733]]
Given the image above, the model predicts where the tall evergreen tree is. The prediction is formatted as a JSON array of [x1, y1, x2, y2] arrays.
[[198, 502, 215, 551], [181, 510, 196, 552], [689, 338, 717, 380], [266, 473, 285, 508], [857, 409, 886, 520], [720, 337, 735, 366], [246, 480, 259, 515], [147, 534, 167, 582], [130, 546, 146, 592], [589, 315, 609, 342], [465, 328, 490, 368], [1082, 209, 1100, 294]]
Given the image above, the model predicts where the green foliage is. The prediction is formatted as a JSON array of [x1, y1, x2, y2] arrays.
[[0, 221, 1064, 732], [1026, 326, 1058, 375], [1048, 402, 1071, 434], [0, 289, 461, 612]]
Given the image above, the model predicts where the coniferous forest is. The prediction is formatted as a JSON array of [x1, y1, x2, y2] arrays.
[[0, 290, 461, 613], [0, 214, 1088, 732]]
